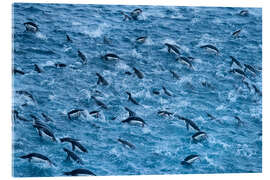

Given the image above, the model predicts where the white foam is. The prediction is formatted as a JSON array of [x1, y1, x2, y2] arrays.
[[116, 61, 130, 71], [216, 104, 226, 111], [163, 38, 178, 45], [212, 18, 222, 24], [179, 45, 190, 53], [142, 126, 151, 134], [71, 21, 82, 26], [48, 95, 56, 101], [35, 32, 47, 40], [82, 23, 109, 38], [131, 49, 143, 58], [109, 147, 120, 158], [227, 90, 237, 102], [144, 37, 154, 46], [63, 46, 72, 52], [42, 60, 55, 67]]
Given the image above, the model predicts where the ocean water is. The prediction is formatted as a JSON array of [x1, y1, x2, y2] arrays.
[[12, 3, 262, 177]]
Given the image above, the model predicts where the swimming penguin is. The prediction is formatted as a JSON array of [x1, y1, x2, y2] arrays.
[[120, 11, 132, 21], [91, 96, 108, 109], [242, 80, 251, 91], [230, 68, 247, 78], [118, 138, 135, 149], [13, 68, 25, 75], [201, 81, 212, 89], [165, 43, 181, 56], [244, 64, 256, 75], [30, 114, 43, 124], [89, 110, 100, 118], [41, 113, 53, 122], [124, 107, 136, 117], [32, 123, 57, 142], [20, 153, 55, 166], [169, 70, 180, 80], [63, 147, 84, 165], [23, 22, 39, 32], [175, 115, 200, 131], [67, 109, 84, 120], [63, 168, 96, 176], [78, 50, 87, 64], [16, 90, 35, 102], [229, 56, 242, 68], [130, 8, 143, 20], [157, 110, 173, 116], [177, 56, 193, 69], [12, 110, 30, 122], [121, 116, 146, 127], [66, 34, 72, 42], [162, 86, 172, 96], [96, 73, 109, 86], [133, 67, 144, 79], [152, 89, 160, 95], [200, 44, 219, 54], [234, 116, 244, 126], [181, 154, 200, 165], [239, 10, 249, 16], [55, 63, 67, 68], [34, 64, 42, 73], [252, 84, 262, 96], [136, 36, 147, 43], [125, 71, 132, 75], [192, 132, 207, 142], [232, 29, 241, 37], [126, 92, 139, 105], [206, 113, 216, 120], [60, 137, 88, 153], [102, 53, 120, 61]]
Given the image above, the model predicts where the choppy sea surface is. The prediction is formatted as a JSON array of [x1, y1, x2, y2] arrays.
[[12, 3, 262, 177]]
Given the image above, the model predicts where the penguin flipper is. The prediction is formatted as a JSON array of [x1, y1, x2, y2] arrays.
[[186, 121, 189, 131], [38, 129, 42, 137], [66, 154, 70, 161], [97, 78, 101, 85], [72, 144, 75, 151]]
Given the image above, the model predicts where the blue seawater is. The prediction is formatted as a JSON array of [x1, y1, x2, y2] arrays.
[[12, 3, 262, 177]]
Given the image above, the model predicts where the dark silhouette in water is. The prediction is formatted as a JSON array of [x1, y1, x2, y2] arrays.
[[63, 169, 96, 176], [118, 138, 135, 149], [63, 147, 84, 164], [20, 153, 56, 166], [200, 44, 219, 54], [13, 68, 25, 75], [230, 56, 242, 68], [96, 73, 109, 86], [67, 109, 84, 120], [78, 50, 87, 64], [122, 116, 146, 127], [34, 64, 42, 73], [66, 34, 72, 42], [23, 22, 39, 32], [124, 107, 136, 117], [181, 154, 200, 165], [32, 123, 57, 142], [133, 67, 144, 79], [175, 115, 200, 131], [102, 53, 120, 60], [165, 43, 180, 55], [91, 96, 108, 109], [60, 137, 88, 153], [126, 92, 139, 105]]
